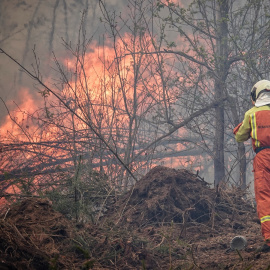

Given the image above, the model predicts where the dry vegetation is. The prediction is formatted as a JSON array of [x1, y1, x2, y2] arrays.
[[0, 166, 269, 269]]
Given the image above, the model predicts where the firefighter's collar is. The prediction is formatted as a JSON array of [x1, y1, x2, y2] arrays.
[[255, 92, 270, 107]]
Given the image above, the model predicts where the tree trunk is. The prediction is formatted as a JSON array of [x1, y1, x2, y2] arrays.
[[213, 80, 225, 187], [214, 0, 229, 187], [228, 95, 247, 189]]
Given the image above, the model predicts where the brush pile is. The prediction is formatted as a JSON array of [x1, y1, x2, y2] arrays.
[[0, 166, 268, 269]]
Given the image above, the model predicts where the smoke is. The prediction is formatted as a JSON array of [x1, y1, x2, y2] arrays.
[[0, 0, 126, 124]]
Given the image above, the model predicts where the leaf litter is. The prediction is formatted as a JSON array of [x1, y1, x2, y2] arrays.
[[0, 166, 268, 269]]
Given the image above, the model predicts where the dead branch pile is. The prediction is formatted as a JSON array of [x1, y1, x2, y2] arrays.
[[104, 166, 255, 232], [0, 198, 158, 269], [0, 198, 95, 269], [0, 166, 261, 269]]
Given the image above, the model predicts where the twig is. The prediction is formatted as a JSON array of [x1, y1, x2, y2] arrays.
[[116, 185, 135, 225], [236, 249, 243, 261], [191, 244, 199, 268], [179, 207, 194, 238], [151, 236, 165, 250], [2, 208, 10, 220]]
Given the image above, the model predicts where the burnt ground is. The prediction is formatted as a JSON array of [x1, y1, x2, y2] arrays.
[[0, 165, 269, 269]]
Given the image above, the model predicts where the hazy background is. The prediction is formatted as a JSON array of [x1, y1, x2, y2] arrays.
[[0, 0, 126, 124], [0, 0, 257, 189]]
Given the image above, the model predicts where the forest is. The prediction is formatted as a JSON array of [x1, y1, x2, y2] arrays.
[[0, 0, 270, 269]]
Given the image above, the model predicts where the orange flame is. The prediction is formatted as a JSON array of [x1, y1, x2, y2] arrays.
[[0, 31, 205, 200]]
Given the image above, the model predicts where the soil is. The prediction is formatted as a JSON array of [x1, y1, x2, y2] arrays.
[[0, 165, 269, 269]]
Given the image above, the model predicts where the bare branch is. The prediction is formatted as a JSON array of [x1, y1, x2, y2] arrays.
[[132, 96, 228, 162], [0, 47, 137, 181]]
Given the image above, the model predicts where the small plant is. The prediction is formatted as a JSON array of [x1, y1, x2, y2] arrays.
[[49, 254, 59, 270], [75, 245, 90, 259], [81, 260, 95, 270]]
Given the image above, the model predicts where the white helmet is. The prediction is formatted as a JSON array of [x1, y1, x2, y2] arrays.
[[251, 79, 270, 102]]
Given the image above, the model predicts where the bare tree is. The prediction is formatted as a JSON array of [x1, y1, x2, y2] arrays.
[[153, 0, 270, 188], [2, 0, 269, 222]]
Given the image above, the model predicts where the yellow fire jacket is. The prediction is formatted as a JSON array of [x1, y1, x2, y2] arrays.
[[234, 105, 270, 152]]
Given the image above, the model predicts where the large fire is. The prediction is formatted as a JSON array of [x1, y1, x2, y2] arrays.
[[0, 24, 205, 207]]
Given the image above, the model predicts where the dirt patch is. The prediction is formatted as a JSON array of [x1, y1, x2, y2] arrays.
[[0, 166, 269, 269]]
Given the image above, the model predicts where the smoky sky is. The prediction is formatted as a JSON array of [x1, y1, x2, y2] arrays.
[[0, 0, 126, 124]]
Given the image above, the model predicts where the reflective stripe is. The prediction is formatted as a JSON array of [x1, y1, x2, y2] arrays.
[[261, 216, 270, 223], [251, 113, 260, 147]]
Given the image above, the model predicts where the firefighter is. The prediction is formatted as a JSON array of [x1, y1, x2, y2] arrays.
[[234, 79, 270, 252]]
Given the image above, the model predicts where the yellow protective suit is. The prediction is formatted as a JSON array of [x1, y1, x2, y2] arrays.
[[234, 105, 270, 244]]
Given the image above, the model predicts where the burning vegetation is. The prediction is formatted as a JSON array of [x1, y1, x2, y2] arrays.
[[1, 0, 270, 269], [0, 166, 269, 269]]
